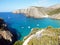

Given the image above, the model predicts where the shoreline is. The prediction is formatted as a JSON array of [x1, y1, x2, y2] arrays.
[[12, 12, 60, 20], [23, 29, 45, 45]]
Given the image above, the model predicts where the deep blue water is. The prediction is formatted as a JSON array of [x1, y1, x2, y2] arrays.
[[0, 12, 60, 40]]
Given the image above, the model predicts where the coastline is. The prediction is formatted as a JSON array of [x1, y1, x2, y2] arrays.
[[22, 27, 60, 45], [23, 29, 45, 45]]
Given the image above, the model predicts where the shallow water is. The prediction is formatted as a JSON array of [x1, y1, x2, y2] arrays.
[[0, 12, 60, 40]]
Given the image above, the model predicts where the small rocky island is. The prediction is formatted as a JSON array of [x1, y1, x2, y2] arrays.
[[0, 18, 15, 45]]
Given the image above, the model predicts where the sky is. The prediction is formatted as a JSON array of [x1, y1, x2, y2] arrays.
[[0, 0, 60, 12]]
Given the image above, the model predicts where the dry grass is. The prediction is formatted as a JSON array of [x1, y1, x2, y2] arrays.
[[27, 27, 60, 45]]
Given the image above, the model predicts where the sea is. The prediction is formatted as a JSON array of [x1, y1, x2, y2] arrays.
[[0, 12, 60, 40]]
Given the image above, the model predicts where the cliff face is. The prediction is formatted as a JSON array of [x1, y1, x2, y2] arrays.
[[48, 8, 60, 19], [49, 13, 60, 19], [13, 7, 49, 18], [13, 4, 60, 19], [23, 27, 60, 45], [0, 18, 14, 45]]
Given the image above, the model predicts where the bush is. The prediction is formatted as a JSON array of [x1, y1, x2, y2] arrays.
[[14, 40, 23, 45]]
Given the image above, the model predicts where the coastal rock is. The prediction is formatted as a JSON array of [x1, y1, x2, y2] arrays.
[[0, 18, 14, 45]]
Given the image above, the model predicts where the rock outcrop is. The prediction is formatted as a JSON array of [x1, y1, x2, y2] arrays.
[[13, 4, 60, 19], [0, 18, 14, 45]]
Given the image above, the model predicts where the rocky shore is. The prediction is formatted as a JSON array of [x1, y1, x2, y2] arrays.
[[0, 18, 16, 45]]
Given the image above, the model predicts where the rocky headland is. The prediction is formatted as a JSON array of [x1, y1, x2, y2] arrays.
[[12, 4, 60, 19]]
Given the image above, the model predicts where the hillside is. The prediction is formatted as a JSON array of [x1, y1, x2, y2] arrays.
[[23, 26, 60, 45], [49, 4, 60, 9], [48, 8, 60, 15]]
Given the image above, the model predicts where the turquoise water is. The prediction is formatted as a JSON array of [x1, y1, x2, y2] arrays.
[[0, 12, 60, 40]]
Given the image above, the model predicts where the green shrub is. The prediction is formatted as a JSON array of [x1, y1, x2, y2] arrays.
[[48, 8, 60, 15], [14, 40, 23, 45]]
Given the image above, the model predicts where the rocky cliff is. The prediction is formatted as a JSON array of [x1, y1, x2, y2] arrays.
[[13, 6, 49, 18], [48, 7, 60, 19], [0, 18, 14, 45], [13, 4, 60, 19]]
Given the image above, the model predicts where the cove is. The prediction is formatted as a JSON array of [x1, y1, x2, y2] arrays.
[[0, 12, 60, 40]]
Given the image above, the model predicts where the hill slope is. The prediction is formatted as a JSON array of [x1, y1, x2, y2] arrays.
[[23, 27, 60, 45]]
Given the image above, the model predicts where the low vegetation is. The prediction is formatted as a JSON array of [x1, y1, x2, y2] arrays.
[[48, 8, 60, 15], [14, 26, 60, 45], [14, 40, 23, 45], [23, 28, 42, 40], [27, 26, 60, 45]]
